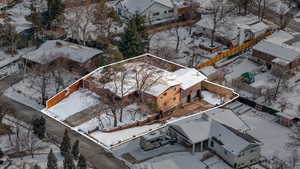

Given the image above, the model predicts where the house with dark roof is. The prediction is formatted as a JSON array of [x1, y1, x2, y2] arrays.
[[22, 40, 103, 74], [208, 120, 261, 169]]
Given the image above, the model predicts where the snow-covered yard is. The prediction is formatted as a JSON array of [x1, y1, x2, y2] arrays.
[[240, 111, 293, 160], [133, 151, 232, 169], [4, 71, 79, 110], [150, 26, 214, 67], [0, 116, 64, 169]]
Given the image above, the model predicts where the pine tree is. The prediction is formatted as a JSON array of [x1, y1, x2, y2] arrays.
[[32, 116, 46, 139], [77, 154, 87, 169], [119, 13, 149, 58], [0, 148, 4, 158], [46, 0, 65, 28], [47, 149, 58, 169], [29, 0, 44, 41], [63, 151, 75, 169], [71, 140, 79, 160], [33, 164, 41, 169], [60, 129, 71, 156]]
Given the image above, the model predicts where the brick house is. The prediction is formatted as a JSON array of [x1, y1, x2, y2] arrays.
[[252, 31, 300, 71]]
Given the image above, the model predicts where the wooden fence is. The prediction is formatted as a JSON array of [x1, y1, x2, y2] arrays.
[[196, 31, 273, 70]]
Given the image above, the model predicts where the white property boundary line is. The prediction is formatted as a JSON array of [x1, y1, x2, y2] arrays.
[[46, 53, 188, 107], [43, 53, 239, 151]]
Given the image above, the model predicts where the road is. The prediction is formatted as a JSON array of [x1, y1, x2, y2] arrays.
[[0, 76, 129, 169]]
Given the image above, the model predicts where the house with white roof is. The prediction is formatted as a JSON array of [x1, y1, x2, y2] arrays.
[[252, 31, 300, 71], [115, 0, 177, 23], [168, 108, 249, 153], [209, 120, 261, 169]]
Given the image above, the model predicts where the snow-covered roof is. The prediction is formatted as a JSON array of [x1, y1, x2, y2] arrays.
[[210, 120, 260, 155], [91, 62, 206, 97], [253, 31, 300, 63], [173, 68, 207, 90], [199, 66, 218, 76], [117, 0, 173, 14], [170, 117, 211, 144], [23, 40, 103, 64], [204, 108, 250, 132]]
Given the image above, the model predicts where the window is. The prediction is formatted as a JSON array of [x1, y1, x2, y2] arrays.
[[173, 87, 176, 91], [168, 9, 174, 13], [173, 97, 176, 101], [153, 12, 160, 16], [250, 149, 255, 153], [164, 11, 167, 14], [210, 141, 214, 147], [164, 92, 167, 96]]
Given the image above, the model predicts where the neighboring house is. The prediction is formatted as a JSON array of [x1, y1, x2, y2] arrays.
[[208, 120, 261, 169], [115, 0, 177, 23], [252, 31, 300, 71], [168, 108, 249, 153], [194, 16, 269, 47], [22, 40, 103, 74], [0, 0, 13, 3]]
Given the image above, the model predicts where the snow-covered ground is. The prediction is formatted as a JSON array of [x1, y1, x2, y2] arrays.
[[74, 103, 149, 132], [0, 116, 64, 169], [240, 111, 293, 160], [133, 151, 232, 169], [5, 0, 32, 33], [150, 26, 215, 67], [4, 71, 79, 110], [47, 88, 100, 121]]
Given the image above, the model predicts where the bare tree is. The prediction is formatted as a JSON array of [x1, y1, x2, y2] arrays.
[[272, 66, 290, 99], [208, 0, 230, 47], [0, 99, 15, 124], [92, 0, 120, 46], [288, 123, 300, 148], [134, 64, 163, 103], [64, 3, 94, 45]]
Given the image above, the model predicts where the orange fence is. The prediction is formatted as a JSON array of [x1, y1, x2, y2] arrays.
[[195, 31, 273, 70], [46, 80, 83, 108]]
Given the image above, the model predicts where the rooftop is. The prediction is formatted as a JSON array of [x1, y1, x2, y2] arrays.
[[210, 120, 260, 155], [117, 0, 173, 14], [253, 31, 300, 64], [23, 40, 103, 64]]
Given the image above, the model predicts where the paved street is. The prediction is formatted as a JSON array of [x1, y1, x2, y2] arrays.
[[0, 76, 129, 169]]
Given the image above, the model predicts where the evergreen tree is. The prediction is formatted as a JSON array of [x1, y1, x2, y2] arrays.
[[119, 13, 149, 58], [33, 164, 41, 169], [71, 140, 79, 160], [29, 0, 44, 41], [32, 116, 46, 139], [63, 151, 75, 169], [0, 148, 4, 158], [46, 0, 65, 28], [77, 154, 87, 169], [47, 149, 58, 169], [60, 129, 71, 156], [0, 18, 20, 56]]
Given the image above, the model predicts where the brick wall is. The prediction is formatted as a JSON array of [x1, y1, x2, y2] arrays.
[[156, 85, 181, 112]]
